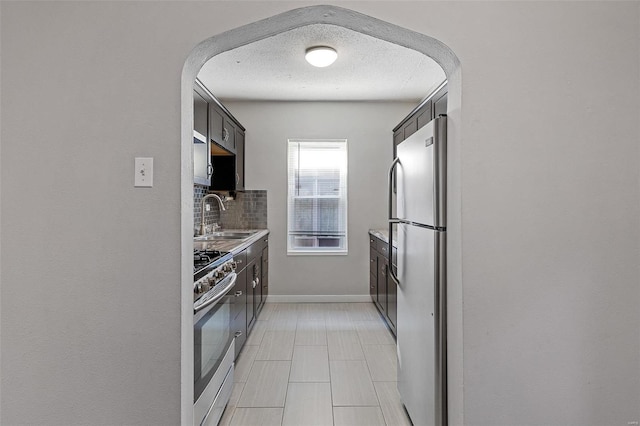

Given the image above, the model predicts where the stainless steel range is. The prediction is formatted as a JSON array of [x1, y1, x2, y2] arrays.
[[193, 248, 238, 426]]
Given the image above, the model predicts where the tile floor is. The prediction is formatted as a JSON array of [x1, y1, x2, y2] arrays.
[[219, 302, 412, 426]]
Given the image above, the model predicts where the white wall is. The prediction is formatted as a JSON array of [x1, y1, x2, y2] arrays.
[[224, 101, 416, 300], [1, 2, 638, 425]]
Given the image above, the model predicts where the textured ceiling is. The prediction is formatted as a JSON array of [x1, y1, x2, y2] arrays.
[[197, 24, 446, 102]]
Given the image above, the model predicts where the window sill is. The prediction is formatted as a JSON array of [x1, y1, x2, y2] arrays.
[[287, 250, 348, 256]]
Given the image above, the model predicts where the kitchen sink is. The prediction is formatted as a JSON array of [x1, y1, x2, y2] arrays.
[[194, 231, 257, 241]]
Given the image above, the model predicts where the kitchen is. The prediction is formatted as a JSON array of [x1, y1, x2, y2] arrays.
[[1, 2, 639, 426], [190, 20, 449, 425]]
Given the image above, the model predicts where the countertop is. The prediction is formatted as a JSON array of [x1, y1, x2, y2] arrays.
[[369, 228, 397, 247], [194, 229, 269, 254]]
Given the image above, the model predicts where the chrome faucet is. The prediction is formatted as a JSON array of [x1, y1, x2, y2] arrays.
[[200, 193, 226, 236]]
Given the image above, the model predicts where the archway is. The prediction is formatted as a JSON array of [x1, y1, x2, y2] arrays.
[[180, 5, 461, 424]]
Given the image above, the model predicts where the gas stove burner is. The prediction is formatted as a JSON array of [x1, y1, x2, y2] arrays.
[[194, 249, 222, 264], [193, 249, 233, 280]]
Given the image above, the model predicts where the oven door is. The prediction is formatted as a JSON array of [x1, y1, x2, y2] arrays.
[[194, 273, 237, 405]]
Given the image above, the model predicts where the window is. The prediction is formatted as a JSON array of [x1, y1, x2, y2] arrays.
[[287, 139, 348, 254]]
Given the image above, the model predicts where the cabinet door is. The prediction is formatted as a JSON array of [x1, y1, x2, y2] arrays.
[[432, 84, 448, 118], [261, 245, 269, 306], [210, 105, 224, 145], [231, 268, 246, 320], [387, 268, 397, 334], [416, 100, 433, 129], [223, 119, 236, 153], [194, 90, 208, 138], [232, 267, 247, 359], [370, 272, 377, 302], [253, 257, 262, 316], [236, 129, 245, 191], [402, 118, 418, 140], [377, 253, 387, 313], [369, 246, 377, 276], [369, 236, 379, 304], [246, 258, 256, 332], [193, 89, 212, 186]]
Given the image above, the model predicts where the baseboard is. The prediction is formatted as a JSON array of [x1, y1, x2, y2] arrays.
[[265, 294, 372, 303]]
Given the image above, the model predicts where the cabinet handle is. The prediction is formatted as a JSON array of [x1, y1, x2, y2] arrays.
[[255, 277, 260, 286], [207, 164, 213, 178], [234, 331, 243, 338], [236, 173, 240, 185], [370, 239, 374, 243], [252, 279, 257, 289], [223, 128, 229, 142], [370, 259, 374, 263], [235, 291, 243, 297]]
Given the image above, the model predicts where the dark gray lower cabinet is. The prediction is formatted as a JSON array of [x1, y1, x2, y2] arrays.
[[233, 233, 269, 359], [369, 233, 397, 336]]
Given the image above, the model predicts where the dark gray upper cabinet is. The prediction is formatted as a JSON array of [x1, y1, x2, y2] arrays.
[[393, 81, 447, 146], [194, 79, 246, 191]]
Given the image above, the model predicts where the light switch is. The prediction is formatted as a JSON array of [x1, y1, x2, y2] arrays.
[[134, 157, 153, 187]]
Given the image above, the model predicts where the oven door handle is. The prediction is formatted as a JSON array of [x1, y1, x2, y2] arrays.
[[194, 273, 237, 314]]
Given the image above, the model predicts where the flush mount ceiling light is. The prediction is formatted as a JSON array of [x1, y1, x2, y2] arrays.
[[305, 46, 338, 67]]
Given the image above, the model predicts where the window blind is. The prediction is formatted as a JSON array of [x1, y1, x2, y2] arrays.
[[287, 140, 348, 253]]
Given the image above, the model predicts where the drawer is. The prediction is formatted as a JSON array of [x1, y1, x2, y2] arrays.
[[369, 235, 377, 249], [231, 271, 246, 319], [376, 238, 389, 257], [234, 249, 247, 272], [247, 235, 268, 262]]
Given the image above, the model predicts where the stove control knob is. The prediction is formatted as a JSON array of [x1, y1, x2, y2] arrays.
[[223, 263, 233, 273], [230, 261, 237, 270], [214, 270, 225, 280], [194, 283, 203, 294]]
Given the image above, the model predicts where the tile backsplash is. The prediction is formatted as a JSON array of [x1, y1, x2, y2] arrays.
[[194, 185, 267, 235]]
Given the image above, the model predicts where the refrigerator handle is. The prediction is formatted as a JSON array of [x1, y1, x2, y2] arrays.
[[388, 157, 401, 286]]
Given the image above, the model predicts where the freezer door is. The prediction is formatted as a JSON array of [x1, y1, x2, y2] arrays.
[[396, 116, 446, 228], [396, 223, 446, 426]]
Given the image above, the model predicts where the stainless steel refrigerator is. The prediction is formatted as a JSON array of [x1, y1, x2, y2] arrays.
[[388, 115, 447, 426]]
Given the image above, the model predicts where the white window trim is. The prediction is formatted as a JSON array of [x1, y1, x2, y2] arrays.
[[287, 138, 348, 255]]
